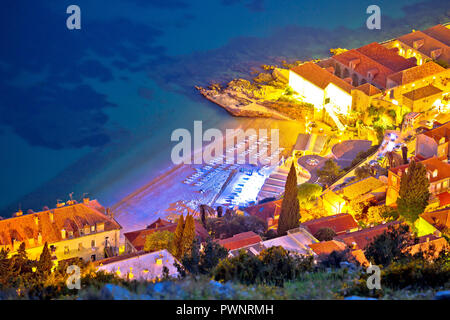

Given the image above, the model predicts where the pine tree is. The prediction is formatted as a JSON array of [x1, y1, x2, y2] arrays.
[[38, 242, 53, 275], [397, 159, 430, 225], [173, 214, 185, 259], [216, 206, 223, 218], [200, 205, 206, 226], [278, 163, 301, 236], [182, 214, 196, 255]]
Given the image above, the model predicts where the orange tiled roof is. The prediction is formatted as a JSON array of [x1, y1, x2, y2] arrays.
[[356, 42, 416, 72], [301, 213, 359, 236], [387, 61, 445, 86], [420, 209, 450, 231], [334, 221, 402, 250], [402, 84, 443, 101], [218, 231, 262, 251], [291, 62, 354, 94], [397, 29, 450, 63], [355, 83, 382, 96], [0, 201, 121, 251], [405, 235, 448, 258], [422, 24, 450, 47], [423, 120, 450, 144], [389, 157, 450, 184], [309, 240, 347, 255], [245, 199, 282, 222], [123, 219, 209, 251]]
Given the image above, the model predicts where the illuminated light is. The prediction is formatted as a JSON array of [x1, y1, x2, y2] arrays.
[[156, 259, 162, 265], [143, 269, 149, 273], [128, 272, 134, 280], [32, 267, 37, 273], [116, 267, 122, 277], [392, 100, 398, 106]]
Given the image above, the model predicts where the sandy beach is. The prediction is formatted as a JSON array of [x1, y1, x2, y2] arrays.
[[111, 117, 304, 234]]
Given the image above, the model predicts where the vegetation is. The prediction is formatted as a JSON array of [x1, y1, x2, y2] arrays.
[[297, 183, 322, 210], [278, 163, 301, 236], [317, 159, 344, 187], [206, 214, 267, 239], [314, 227, 337, 241], [397, 160, 430, 225], [144, 231, 176, 256], [212, 246, 314, 287]]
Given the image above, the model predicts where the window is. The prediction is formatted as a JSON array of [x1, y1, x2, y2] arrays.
[[91, 254, 96, 262], [64, 246, 69, 255], [324, 98, 330, 104], [91, 225, 95, 232], [78, 243, 83, 251], [91, 240, 96, 248]]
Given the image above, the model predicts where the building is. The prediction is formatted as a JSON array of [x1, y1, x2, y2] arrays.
[[321, 176, 387, 214], [308, 240, 347, 255], [96, 249, 179, 281], [416, 121, 450, 161], [218, 231, 265, 257], [292, 133, 328, 156], [402, 84, 443, 112], [331, 42, 416, 89], [0, 199, 121, 262], [262, 227, 317, 255], [300, 213, 359, 237], [289, 62, 353, 130], [420, 209, 450, 233], [123, 218, 209, 253], [386, 24, 450, 66], [245, 199, 282, 230], [386, 157, 450, 206], [405, 235, 448, 259], [334, 221, 402, 250]]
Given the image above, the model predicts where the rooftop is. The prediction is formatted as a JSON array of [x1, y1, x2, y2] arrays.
[[290, 62, 354, 94], [397, 29, 449, 63], [356, 42, 416, 72], [387, 61, 446, 86], [402, 84, 443, 101], [420, 209, 450, 231], [389, 157, 450, 183], [123, 218, 209, 251], [0, 200, 121, 250], [308, 240, 347, 255], [355, 83, 382, 96], [300, 213, 359, 236], [422, 24, 450, 47], [218, 231, 262, 251]]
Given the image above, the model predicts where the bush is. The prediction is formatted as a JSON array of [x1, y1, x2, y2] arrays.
[[314, 227, 337, 241], [212, 246, 314, 287], [206, 215, 267, 239]]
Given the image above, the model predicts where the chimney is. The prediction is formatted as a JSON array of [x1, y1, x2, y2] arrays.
[[413, 39, 424, 49], [431, 48, 442, 60], [349, 58, 360, 69]]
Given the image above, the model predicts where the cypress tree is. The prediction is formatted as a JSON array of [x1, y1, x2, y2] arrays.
[[174, 214, 185, 259], [216, 206, 223, 218], [397, 159, 430, 225], [278, 163, 301, 236], [182, 214, 196, 255], [38, 242, 53, 275]]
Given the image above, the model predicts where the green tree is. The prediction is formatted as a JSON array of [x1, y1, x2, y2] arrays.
[[182, 214, 196, 255], [314, 227, 336, 241], [365, 224, 415, 267], [397, 160, 430, 224], [206, 215, 267, 239], [173, 214, 185, 259], [297, 183, 322, 210], [144, 231, 176, 256], [278, 163, 301, 236], [317, 159, 344, 187], [37, 242, 53, 275], [355, 164, 373, 180]]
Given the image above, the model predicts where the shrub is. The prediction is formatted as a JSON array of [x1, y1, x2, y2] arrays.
[[314, 227, 337, 241]]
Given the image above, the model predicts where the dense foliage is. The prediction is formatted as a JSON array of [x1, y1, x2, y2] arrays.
[[278, 163, 301, 236], [206, 214, 267, 239]]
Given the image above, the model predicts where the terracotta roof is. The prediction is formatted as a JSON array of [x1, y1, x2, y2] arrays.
[[245, 199, 282, 222], [389, 157, 450, 184], [123, 218, 209, 251], [333, 49, 393, 88], [438, 192, 450, 207], [397, 30, 450, 63], [355, 83, 382, 96], [301, 213, 359, 236], [218, 231, 262, 251], [0, 201, 121, 250], [402, 84, 443, 101], [338, 176, 386, 201], [422, 24, 450, 47], [350, 249, 370, 267], [387, 61, 446, 86], [308, 240, 347, 255], [405, 235, 448, 258], [356, 42, 416, 72], [290, 62, 354, 93], [423, 120, 450, 144], [334, 221, 402, 250], [420, 209, 450, 231]]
